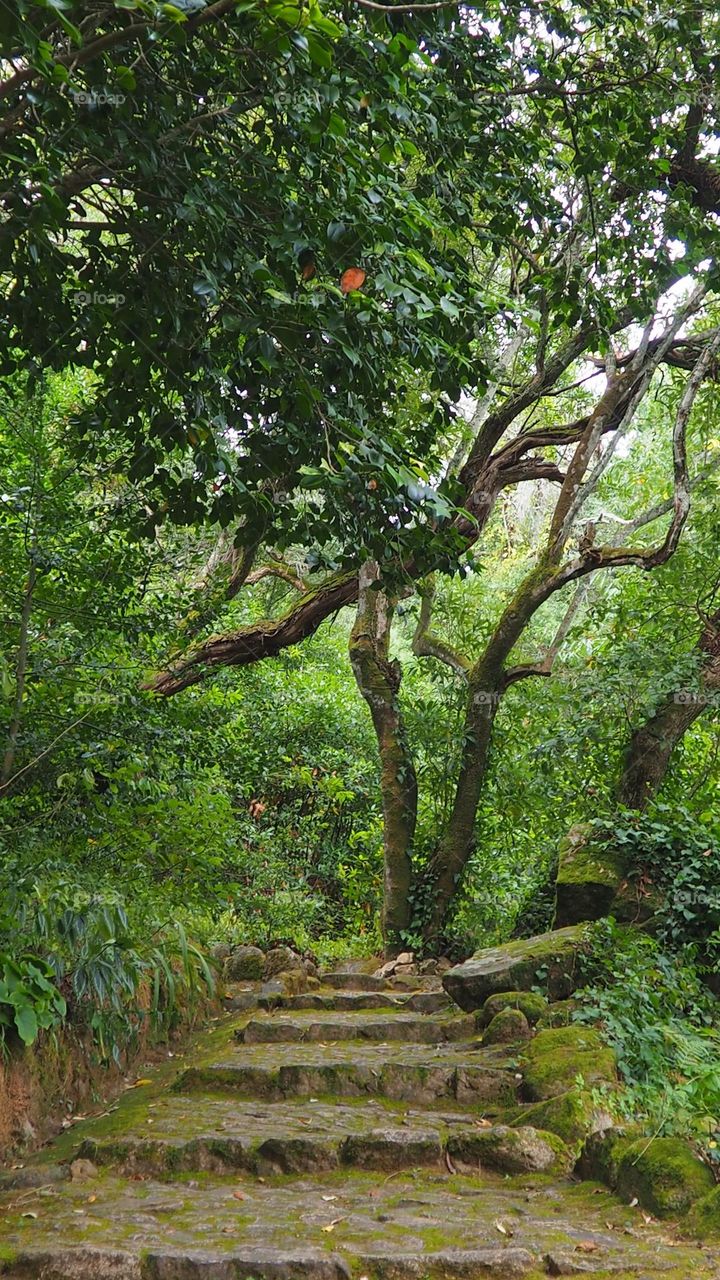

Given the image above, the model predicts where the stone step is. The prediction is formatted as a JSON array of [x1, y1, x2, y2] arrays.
[[72, 1090, 566, 1179], [261, 991, 452, 1014], [174, 1039, 518, 1106], [236, 1012, 474, 1045], [0, 1167, 709, 1278], [320, 971, 440, 993]]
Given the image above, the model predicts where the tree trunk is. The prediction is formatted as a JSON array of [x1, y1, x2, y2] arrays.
[[422, 561, 561, 943], [617, 609, 720, 810], [349, 563, 418, 956]]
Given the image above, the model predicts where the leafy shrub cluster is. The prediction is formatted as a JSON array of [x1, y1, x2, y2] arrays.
[[576, 921, 720, 1163], [0, 864, 215, 1062], [587, 804, 720, 954]]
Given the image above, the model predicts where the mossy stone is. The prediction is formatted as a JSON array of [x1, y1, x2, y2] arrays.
[[443, 924, 590, 1012], [505, 1088, 608, 1149], [616, 1137, 715, 1218], [554, 824, 626, 927], [577, 1128, 637, 1186], [479, 991, 548, 1028], [224, 945, 266, 981], [520, 1025, 617, 1101], [683, 1185, 720, 1240], [482, 1007, 532, 1045], [536, 999, 578, 1029], [447, 1124, 573, 1176]]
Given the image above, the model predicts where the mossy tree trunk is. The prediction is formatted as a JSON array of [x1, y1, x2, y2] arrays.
[[616, 609, 720, 810], [421, 561, 564, 944], [349, 562, 417, 957]]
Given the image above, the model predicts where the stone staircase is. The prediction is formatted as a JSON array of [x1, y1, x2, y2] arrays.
[[1, 970, 718, 1280]]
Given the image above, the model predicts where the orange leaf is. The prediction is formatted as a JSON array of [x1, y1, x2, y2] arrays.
[[340, 267, 366, 294]]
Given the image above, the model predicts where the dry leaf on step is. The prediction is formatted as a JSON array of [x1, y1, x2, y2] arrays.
[[494, 1220, 513, 1236], [575, 1241, 600, 1254]]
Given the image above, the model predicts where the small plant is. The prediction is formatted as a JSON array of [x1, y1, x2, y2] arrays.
[[0, 953, 66, 1048]]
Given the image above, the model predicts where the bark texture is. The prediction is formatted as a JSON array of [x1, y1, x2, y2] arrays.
[[349, 563, 417, 955], [617, 610, 720, 811]]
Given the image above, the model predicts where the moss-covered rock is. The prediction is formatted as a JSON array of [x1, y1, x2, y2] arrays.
[[520, 1025, 617, 1101], [505, 1089, 612, 1149], [482, 1007, 532, 1045], [224, 945, 266, 981], [554, 824, 626, 927], [443, 924, 590, 1012], [478, 991, 548, 1028], [447, 1124, 573, 1176], [616, 1137, 714, 1218], [682, 1185, 720, 1240], [536, 999, 577, 1029], [577, 1127, 637, 1186]]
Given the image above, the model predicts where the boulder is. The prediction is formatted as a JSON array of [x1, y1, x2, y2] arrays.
[[479, 991, 548, 1028], [520, 1025, 617, 1101], [443, 924, 589, 1011], [224, 945, 266, 982], [554, 824, 625, 927], [682, 1185, 720, 1240], [482, 1007, 532, 1045], [265, 946, 303, 977], [507, 1089, 614, 1148], [615, 1136, 714, 1218], [577, 1127, 636, 1185], [447, 1124, 573, 1176]]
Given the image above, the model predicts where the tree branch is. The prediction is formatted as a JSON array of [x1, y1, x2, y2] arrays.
[[411, 580, 471, 677]]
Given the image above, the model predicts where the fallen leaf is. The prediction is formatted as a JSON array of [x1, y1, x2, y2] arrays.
[[232, 1191, 246, 1202], [21, 1212, 38, 1220], [87, 1195, 97, 1205], [322, 1195, 338, 1203], [575, 1241, 600, 1254], [444, 1150, 457, 1174], [494, 1219, 513, 1237], [322, 1218, 344, 1233], [133, 1079, 153, 1088], [340, 267, 366, 294], [629, 1197, 639, 1207]]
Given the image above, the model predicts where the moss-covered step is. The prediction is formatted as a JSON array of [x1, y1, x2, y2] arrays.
[[176, 1059, 517, 1106], [443, 925, 590, 1011], [519, 1026, 618, 1102], [2, 1166, 718, 1279], [237, 1012, 474, 1045]]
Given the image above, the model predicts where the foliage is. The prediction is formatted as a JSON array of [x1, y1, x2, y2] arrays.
[[576, 922, 720, 1158], [0, 953, 67, 1049], [586, 806, 720, 955]]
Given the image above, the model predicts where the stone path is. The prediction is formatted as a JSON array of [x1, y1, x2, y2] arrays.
[[1, 971, 719, 1280]]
